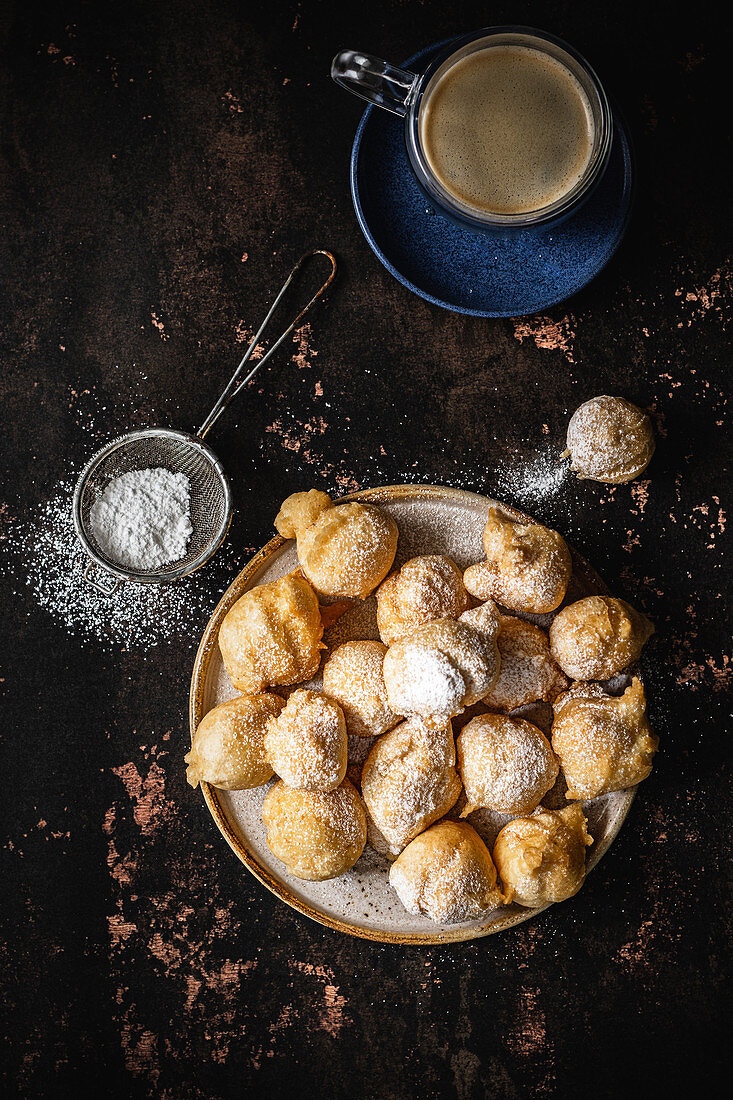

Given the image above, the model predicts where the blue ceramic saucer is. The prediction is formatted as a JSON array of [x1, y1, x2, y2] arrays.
[[350, 41, 634, 318]]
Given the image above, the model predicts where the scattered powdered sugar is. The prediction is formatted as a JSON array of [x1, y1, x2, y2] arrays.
[[493, 447, 570, 509], [3, 479, 240, 650], [89, 466, 193, 570]]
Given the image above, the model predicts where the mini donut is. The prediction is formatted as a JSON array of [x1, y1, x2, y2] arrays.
[[264, 689, 347, 792], [493, 803, 593, 907], [382, 604, 501, 724], [464, 508, 572, 614], [262, 779, 367, 881], [389, 820, 506, 924], [218, 571, 323, 693], [483, 616, 568, 712], [274, 490, 398, 599], [549, 595, 654, 680], [457, 713, 559, 816], [376, 555, 470, 645], [551, 676, 658, 800], [361, 719, 461, 853], [321, 640, 399, 738], [565, 395, 655, 484], [185, 693, 284, 790]]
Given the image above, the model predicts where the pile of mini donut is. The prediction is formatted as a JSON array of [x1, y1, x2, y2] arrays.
[[185, 396, 658, 926]]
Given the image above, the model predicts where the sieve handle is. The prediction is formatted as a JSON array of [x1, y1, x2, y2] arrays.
[[196, 249, 337, 440], [83, 559, 122, 595]]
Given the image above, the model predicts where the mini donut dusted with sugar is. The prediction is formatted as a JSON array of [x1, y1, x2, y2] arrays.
[[549, 595, 654, 681], [185, 693, 284, 790], [264, 689, 347, 792], [565, 395, 655, 484], [389, 820, 506, 924], [361, 718, 461, 853], [218, 571, 324, 693], [493, 803, 593, 908], [382, 603, 501, 724], [274, 489, 398, 599], [483, 616, 568, 712], [457, 713, 559, 816], [551, 677, 658, 800], [262, 779, 367, 881], [376, 554, 470, 645], [464, 507, 572, 614], [322, 640, 399, 738]]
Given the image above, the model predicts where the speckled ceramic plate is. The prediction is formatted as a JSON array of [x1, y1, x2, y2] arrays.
[[190, 485, 635, 943]]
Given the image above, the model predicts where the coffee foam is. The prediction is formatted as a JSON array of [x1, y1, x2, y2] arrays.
[[420, 45, 594, 216]]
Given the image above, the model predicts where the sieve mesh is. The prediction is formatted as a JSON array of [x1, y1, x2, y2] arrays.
[[73, 428, 232, 583]]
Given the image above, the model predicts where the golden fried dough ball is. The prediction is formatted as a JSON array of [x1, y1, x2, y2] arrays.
[[549, 595, 654, 680], [274, 490, 398, 599], [389, 820, 506, 924], [361, 719, 461, 852], [185, 693, 284, 790], [457, 713, 559, 816], [264, 689, 347, 792], [218, 572, 323, 693], [551, 677, 658, 800], [382, 605, 501, 724], [262, 779, 367, 881], [483, 616, 568, 712], [321, 640, 399, 738], [493, 803, 593, 907], [464, 508, 572, 614], [274, 489, 332, 538], [565, 395, 655, 484], [376, 555, 470, 645]]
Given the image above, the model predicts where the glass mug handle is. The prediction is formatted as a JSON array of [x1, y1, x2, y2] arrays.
[[331, 50, 417, 116]]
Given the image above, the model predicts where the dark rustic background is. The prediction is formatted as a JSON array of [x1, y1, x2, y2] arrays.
[[1, 1, 730, 1097]]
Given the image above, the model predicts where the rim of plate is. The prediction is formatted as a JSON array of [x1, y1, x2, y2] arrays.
[[189, 484, 636, 944]]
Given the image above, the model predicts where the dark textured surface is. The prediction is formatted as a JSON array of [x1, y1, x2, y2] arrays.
[[0, 2, 729, 1098]]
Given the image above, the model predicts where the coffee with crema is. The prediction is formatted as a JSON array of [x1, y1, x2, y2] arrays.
[[419, 45, 595, 216]]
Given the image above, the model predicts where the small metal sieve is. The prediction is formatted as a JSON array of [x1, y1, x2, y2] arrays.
[[73, 249, 337, 594]]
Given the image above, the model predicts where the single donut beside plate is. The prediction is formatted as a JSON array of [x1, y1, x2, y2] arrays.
[[565, 395, 655, 484]]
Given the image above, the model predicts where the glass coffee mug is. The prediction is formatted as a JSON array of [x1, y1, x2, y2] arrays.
[[332, 27, 613, 231]]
